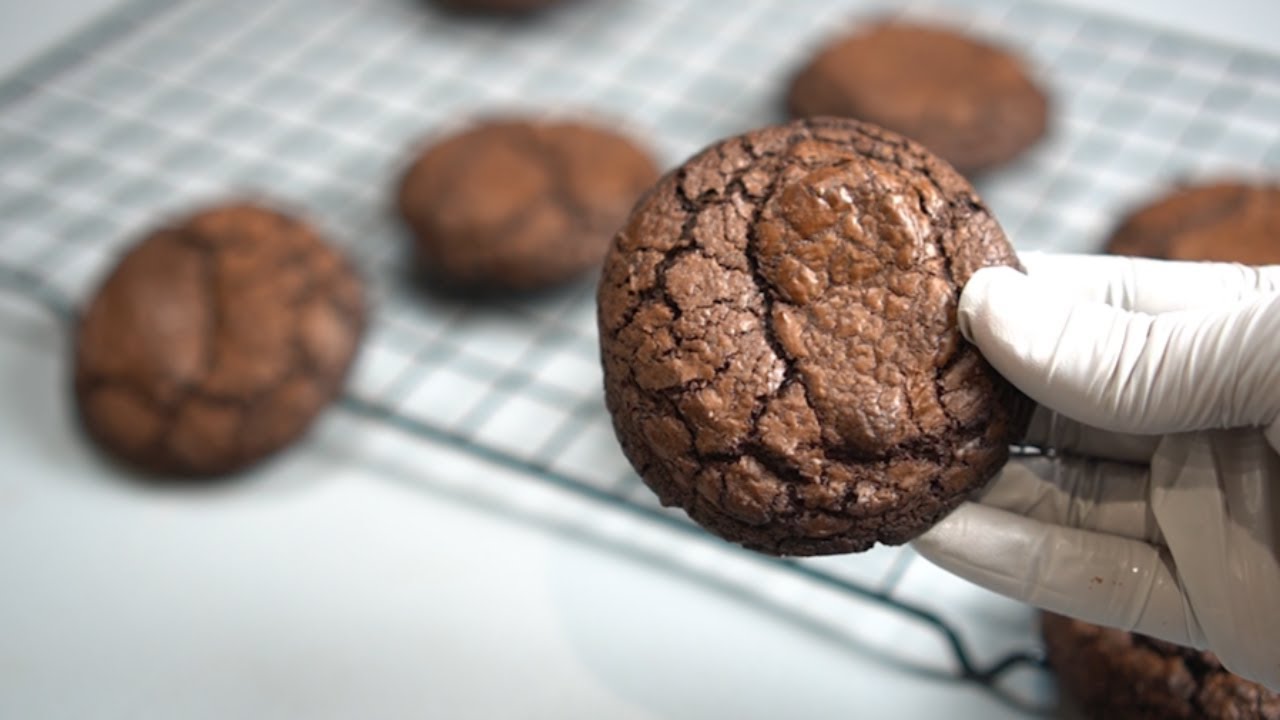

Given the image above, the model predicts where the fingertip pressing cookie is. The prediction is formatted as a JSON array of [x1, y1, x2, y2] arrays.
[[1042, 613, 1280, 719], [597, 117, 1033, 556], [1105, 181, 1280, 263], [397, 118, 660, 294], [787, 21, 1049, 176], [74, 202, 367, 479]]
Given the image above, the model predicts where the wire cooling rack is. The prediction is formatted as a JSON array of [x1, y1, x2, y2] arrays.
[[0, 0, 1277, 713]]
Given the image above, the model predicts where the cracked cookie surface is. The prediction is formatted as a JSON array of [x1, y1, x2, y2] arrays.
[[1042, 613, 1280, 719], [75, 203, 366, 478], [598, 117, 1032, 556], [787, 21, 1048, 176], [1105, 182, 1280, 263], [398, 119, 659, 293]]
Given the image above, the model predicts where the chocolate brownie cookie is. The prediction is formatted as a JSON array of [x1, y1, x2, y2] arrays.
[[1105, 182, 1280, 263], [1042, 613, 1280, 719], [787, 21, 1049, 176], [398, 119, 660, 293], [598, 117, 1033, 556], [75, 203, 366, 478]]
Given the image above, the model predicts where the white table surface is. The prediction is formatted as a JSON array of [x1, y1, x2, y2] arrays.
[[0, 1, 1273, 719]]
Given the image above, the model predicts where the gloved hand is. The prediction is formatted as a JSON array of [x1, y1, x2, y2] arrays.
[[912, 252, 1280, 691]]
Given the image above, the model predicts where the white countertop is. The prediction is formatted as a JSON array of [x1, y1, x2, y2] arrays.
[[0, 1, 1273, 719]]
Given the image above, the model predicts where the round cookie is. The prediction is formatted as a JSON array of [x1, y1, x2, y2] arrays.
[[75, 203, 366, 478], [597, 117, 1033, 556], [1042, 613, 1280, 719], [398, 119, 660, 293], [1105, 182, 1280, 263], [787, 21, 1049, 176]]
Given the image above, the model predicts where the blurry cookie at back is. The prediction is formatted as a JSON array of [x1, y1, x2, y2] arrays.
[[787, 20, 1049, 176], [397, 117, 659, 294], [1105, 182, 1280, 263]]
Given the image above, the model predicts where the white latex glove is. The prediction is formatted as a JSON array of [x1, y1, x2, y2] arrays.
[[912, 252, 1280, 691]]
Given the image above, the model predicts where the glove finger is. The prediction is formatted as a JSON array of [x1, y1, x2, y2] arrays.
[[960, 267, 1280, 438], [1020, 252, 1280, 314], [1023, 405, 1159, 463], [1150, 430, 1280, 690], [913, 503, 1198, 648], [980, 455, 1161, 543]]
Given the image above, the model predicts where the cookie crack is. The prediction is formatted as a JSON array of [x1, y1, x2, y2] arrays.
[[652, 244, 703, 322], [525, 127, 592, 233], [199, 237, 223, 387], [822, 435, 951, 466], [739, 137, 811, 411], [145, 237, 222, 458], [929, 196, 965, 433]]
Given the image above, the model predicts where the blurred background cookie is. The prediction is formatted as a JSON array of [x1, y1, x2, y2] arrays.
[[1105, 181, 1280, 263], [74, 203, 366, 479], [787, 21, 1049, 176], [1042, 613, 1280, 719], [398, 118, 659, 294]]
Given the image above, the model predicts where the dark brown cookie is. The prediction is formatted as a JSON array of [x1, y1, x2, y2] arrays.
[[398, 118, 660, 293], [1105, 182, 1280, 263], [597, 117, 1033, 556], [787, 21, 1049, 176], [74, 203, 366, 478], [1042, 613, 1280, 719]]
